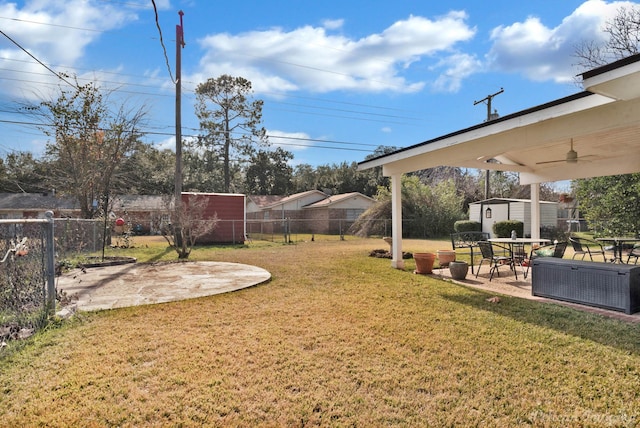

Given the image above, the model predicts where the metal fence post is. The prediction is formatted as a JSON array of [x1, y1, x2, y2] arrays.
[[45, 211, 56, 314]]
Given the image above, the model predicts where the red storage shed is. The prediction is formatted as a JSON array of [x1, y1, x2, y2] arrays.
[[181, 192, 246, 244]]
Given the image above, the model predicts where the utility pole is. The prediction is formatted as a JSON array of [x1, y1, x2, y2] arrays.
[[175, 10, 185, 210], [174, 11, 185, 248], [474, 87, 503, 199]]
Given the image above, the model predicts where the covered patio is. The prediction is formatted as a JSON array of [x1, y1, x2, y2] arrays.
[[431, 256, 640, 323], [358, 54, 640, 270]]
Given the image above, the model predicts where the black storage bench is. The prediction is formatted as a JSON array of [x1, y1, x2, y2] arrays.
[[531, 258, 640, 314]]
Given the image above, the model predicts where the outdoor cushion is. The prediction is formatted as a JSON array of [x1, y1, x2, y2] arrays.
[[535, 248, 555, 257]]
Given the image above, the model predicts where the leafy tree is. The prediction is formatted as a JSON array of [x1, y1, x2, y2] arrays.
[[574, 4, 640, 69], [573, 174, 640, 236], [31, 76, 146, 218], [245, 148, 293, 195], [351, 145, 399, 196], [182, 137, 226, 193], [0, 152, 51, 193], [291, 163, 317, 193], [195, 75, 267, 193], [289, 149, 396, 197], [119, 143, 175, 195]]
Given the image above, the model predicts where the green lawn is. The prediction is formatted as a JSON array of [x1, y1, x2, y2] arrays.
[[1, 237, 639, 426]]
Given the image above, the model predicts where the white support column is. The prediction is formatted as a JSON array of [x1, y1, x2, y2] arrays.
[[390, 173, 404, 269], [530, 183, 541, 239]]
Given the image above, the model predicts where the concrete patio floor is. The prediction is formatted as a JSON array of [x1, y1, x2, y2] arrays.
[[56, 261, 271, 314], [431, 264, 640, 323]]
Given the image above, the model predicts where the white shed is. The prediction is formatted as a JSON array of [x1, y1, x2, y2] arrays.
[[469, 198, 558, 238]]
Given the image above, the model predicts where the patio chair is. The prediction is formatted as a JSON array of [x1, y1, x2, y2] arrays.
[[569, 237, 606, 262], [524, 241, 567, 278], [476, 241, 514, 281], [511, 242, 528, 278], [450, 231, 490, 274], [626, 245, 640, 264]]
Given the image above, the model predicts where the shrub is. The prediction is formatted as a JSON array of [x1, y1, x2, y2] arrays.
[[454, 220, 481, 232], [349, 176, 465, 239], [493, 220, 523, 238], [540, 225, 569, 242]]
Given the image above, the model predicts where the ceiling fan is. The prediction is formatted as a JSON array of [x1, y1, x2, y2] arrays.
[[536, 139, 594, 165]]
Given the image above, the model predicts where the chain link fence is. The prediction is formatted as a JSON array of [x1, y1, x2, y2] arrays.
[[246, 218, 369, 243], [1, 214, 56, 351]]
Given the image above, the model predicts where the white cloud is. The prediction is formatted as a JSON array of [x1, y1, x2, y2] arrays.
[[431, 53, 482, 92], [486, 0, 636, 83], [0, 0, 138, 99], [322, 19, 344, 30], [154, 136, 176, 152], [195, 11, 476, 95], [266, 129, 313, 152], [381, 126, 392, 133]]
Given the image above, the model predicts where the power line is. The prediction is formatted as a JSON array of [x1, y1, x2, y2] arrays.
[[0, 57, 431, 125], [0, 30, 77, 89], [0, 14, 426, 114], [150, 0, 175, 84], [0, 118, 384, 153], [0, 16, 103, 33]]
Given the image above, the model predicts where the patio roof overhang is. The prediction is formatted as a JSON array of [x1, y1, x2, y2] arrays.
[[358, 55, 640, 185]]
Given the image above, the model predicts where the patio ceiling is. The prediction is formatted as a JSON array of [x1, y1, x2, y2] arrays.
[[358, 55, 640, 185]]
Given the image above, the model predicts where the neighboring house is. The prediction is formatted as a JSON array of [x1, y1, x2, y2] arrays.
[[246, 195, 286, 217], [246, 190, 375, 235], [304, 192, 375, 234], [0, 192, 76, 219], [248, 190, 328, 221], [111, 194, 166, 234], [469, 198, 558, 237], [0, 192, 245, 244]]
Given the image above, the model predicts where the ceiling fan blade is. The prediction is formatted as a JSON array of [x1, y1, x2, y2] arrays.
[[536, 154, 596, 165], [536, 159, 566, 165]]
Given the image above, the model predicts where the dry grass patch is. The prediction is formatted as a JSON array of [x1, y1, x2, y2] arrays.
[[1, 238, 639, 426]]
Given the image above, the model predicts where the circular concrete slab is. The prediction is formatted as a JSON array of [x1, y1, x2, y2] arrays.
[[56, 261, 271, 312]]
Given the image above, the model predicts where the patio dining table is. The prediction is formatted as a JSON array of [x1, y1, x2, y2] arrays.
[[596, 237, 639, 263], [488, 238, 551, 279]]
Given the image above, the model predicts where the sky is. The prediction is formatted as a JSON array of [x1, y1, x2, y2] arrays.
[[0, 0, 636, 170]]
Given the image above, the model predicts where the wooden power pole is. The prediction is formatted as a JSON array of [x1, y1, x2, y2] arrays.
[[474, 88, 503, 199], [175, 11, 185, 209]]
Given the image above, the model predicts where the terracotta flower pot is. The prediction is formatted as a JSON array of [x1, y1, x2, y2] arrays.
[[449, 261, 469, 280], [414, 252, 436, 274], [437, 249, 456, 267]]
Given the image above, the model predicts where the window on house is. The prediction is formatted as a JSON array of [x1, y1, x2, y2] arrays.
[[345, 209, 364, 221]]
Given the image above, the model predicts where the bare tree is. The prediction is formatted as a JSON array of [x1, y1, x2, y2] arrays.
[[161, 194, 219, 259], [574, 5, 640, 69], [28, 75, 147, 219]]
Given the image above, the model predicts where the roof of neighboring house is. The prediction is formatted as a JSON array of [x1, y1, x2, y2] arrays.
[[0, 193, 244, 214], [469, 198, 558, 205], [304, 192, 375, 208], [247, 195, 286, 208], [111, 195, 166, 211], [0, 193, 76, 210], [0, 193, 168, 212], [261, 190, 328, 209]]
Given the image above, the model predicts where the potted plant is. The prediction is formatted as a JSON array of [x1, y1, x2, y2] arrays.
[[414, 252, 436, 274], [437, 249, 456, 267], [449, 260, 469, 280]]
